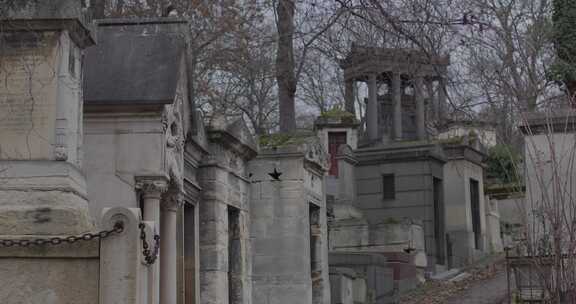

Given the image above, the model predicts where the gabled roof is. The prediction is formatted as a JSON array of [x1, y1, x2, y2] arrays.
[[84, 18, 186, 105]]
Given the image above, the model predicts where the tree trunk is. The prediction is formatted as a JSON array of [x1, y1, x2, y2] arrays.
[[90, 0, 105, 19], [276, 0, 296, 133]]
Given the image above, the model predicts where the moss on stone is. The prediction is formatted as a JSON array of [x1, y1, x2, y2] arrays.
[[437, 136, 466, 145], [381, 217, 401, 225], [320, 108, 356, 119], [259, 131, 315, 148]]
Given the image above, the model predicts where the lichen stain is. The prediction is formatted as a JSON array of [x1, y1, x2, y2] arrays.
[[32, 207, 51, 223]]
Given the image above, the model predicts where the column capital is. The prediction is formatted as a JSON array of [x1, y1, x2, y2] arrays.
[[135, 176, 169, 199], [161, 191, 183, 212]]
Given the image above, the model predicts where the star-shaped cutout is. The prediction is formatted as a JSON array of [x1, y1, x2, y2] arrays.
[[268, 168, 282, 180]]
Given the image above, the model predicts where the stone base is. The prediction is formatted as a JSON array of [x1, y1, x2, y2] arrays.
[[0, 190, 93, 235], [0, 258, 99, 304], [0, 161, 93, 235], [0, 241, 99, 304]]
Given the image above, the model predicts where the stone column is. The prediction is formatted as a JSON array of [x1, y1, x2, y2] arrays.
[[415, 76, 426, 140], [367, 73, 379, 142], [426, 79, 438, 120], [161, 194, 181, 304], [345, 79, 355, 114], [392, 71, 403, 140], [136, 178, 168, 224], [135, 176, 168, 304], [438, 77, 447, 121]]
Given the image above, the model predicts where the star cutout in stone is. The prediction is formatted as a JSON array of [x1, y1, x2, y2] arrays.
[[268, 168, 282, 180]]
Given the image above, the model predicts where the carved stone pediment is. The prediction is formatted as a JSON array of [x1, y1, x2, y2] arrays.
[[302, 136, 330, 171], [258, 134, 330, 172], [161, 67, 188, 193], [207, 115, 258, 161]]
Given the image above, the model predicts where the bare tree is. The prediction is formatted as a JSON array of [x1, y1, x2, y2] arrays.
[[333, 0, 558, 145], [274, 0, 345, 132], [203, 20, 279, 135]]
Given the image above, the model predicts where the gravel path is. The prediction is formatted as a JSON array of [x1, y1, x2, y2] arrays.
[[400, 257, 509, 304], [444, 272, 509, 304]]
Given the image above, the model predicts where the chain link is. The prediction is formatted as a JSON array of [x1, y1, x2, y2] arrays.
[[138, 223, 160, 265], [0, 222, 124, 248]]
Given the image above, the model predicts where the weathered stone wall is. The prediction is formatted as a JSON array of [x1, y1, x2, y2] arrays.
[[0, 31, 82, 161], [0, 27, 92, 235], [329, 268, 359, 304], [199, 120, 255, 304], [83, 113, 166, 216], [354, 149, 445, 270], [517, 112, 576, 247], [249, 144, 330, 304], [329, 252, 394, 304], [524, 132, 576, 241], [443, 158, 487, 266], [0, 256, 99, 304]]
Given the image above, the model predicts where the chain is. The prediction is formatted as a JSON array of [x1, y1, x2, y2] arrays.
[[0, 222, 161, 266], [138, 223, 160, 265], [0, 222, 124, 247]]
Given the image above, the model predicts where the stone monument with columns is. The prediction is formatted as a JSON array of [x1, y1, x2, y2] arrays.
[[340, 45, 449, 144], [335, 46, 450, 273]]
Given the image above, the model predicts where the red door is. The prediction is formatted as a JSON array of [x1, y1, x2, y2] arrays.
[[328, 132, 347, 176]]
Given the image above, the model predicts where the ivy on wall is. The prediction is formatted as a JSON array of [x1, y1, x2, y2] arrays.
[[486, 144, 521, 185]]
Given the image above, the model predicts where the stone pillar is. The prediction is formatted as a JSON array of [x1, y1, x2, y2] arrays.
[[438, 77, 447, 121], [250, 142, 330, 304], [100, 207, 144, 304], [392, 72, 403, 140], [415, 76, 426, 140], [161, 194, 180, 304], [345, 79, 355, 114], [426, 80, 436, 121], [135, 176, 168, 304], [367, 73, 379, 142]]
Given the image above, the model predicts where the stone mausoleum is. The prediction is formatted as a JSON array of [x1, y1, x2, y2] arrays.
[[0, 2, 502, 304], [319, 45, 501, 303]]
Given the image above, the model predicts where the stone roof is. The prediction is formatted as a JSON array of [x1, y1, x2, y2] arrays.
[[340, 44, 450, 81], [207, 115, 258, 160], [438, 118, 496, 131], [340, 44, 450, 69], [84, 19, 186, 105], [518, 109, 576, 135]]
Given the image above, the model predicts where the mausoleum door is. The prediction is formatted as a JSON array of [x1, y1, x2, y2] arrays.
[[328, 132, 347, 176]]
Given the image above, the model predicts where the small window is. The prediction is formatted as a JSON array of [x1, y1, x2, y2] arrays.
[[382, 174, 395, 200]]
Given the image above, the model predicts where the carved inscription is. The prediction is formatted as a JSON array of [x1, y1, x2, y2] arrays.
[[0, 32, 58, 159], [0, 97, 51, 132]]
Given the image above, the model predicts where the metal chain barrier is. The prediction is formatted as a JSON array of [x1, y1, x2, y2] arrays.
[[0, 222, 124, 247], [138, 223, 160, 265]]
